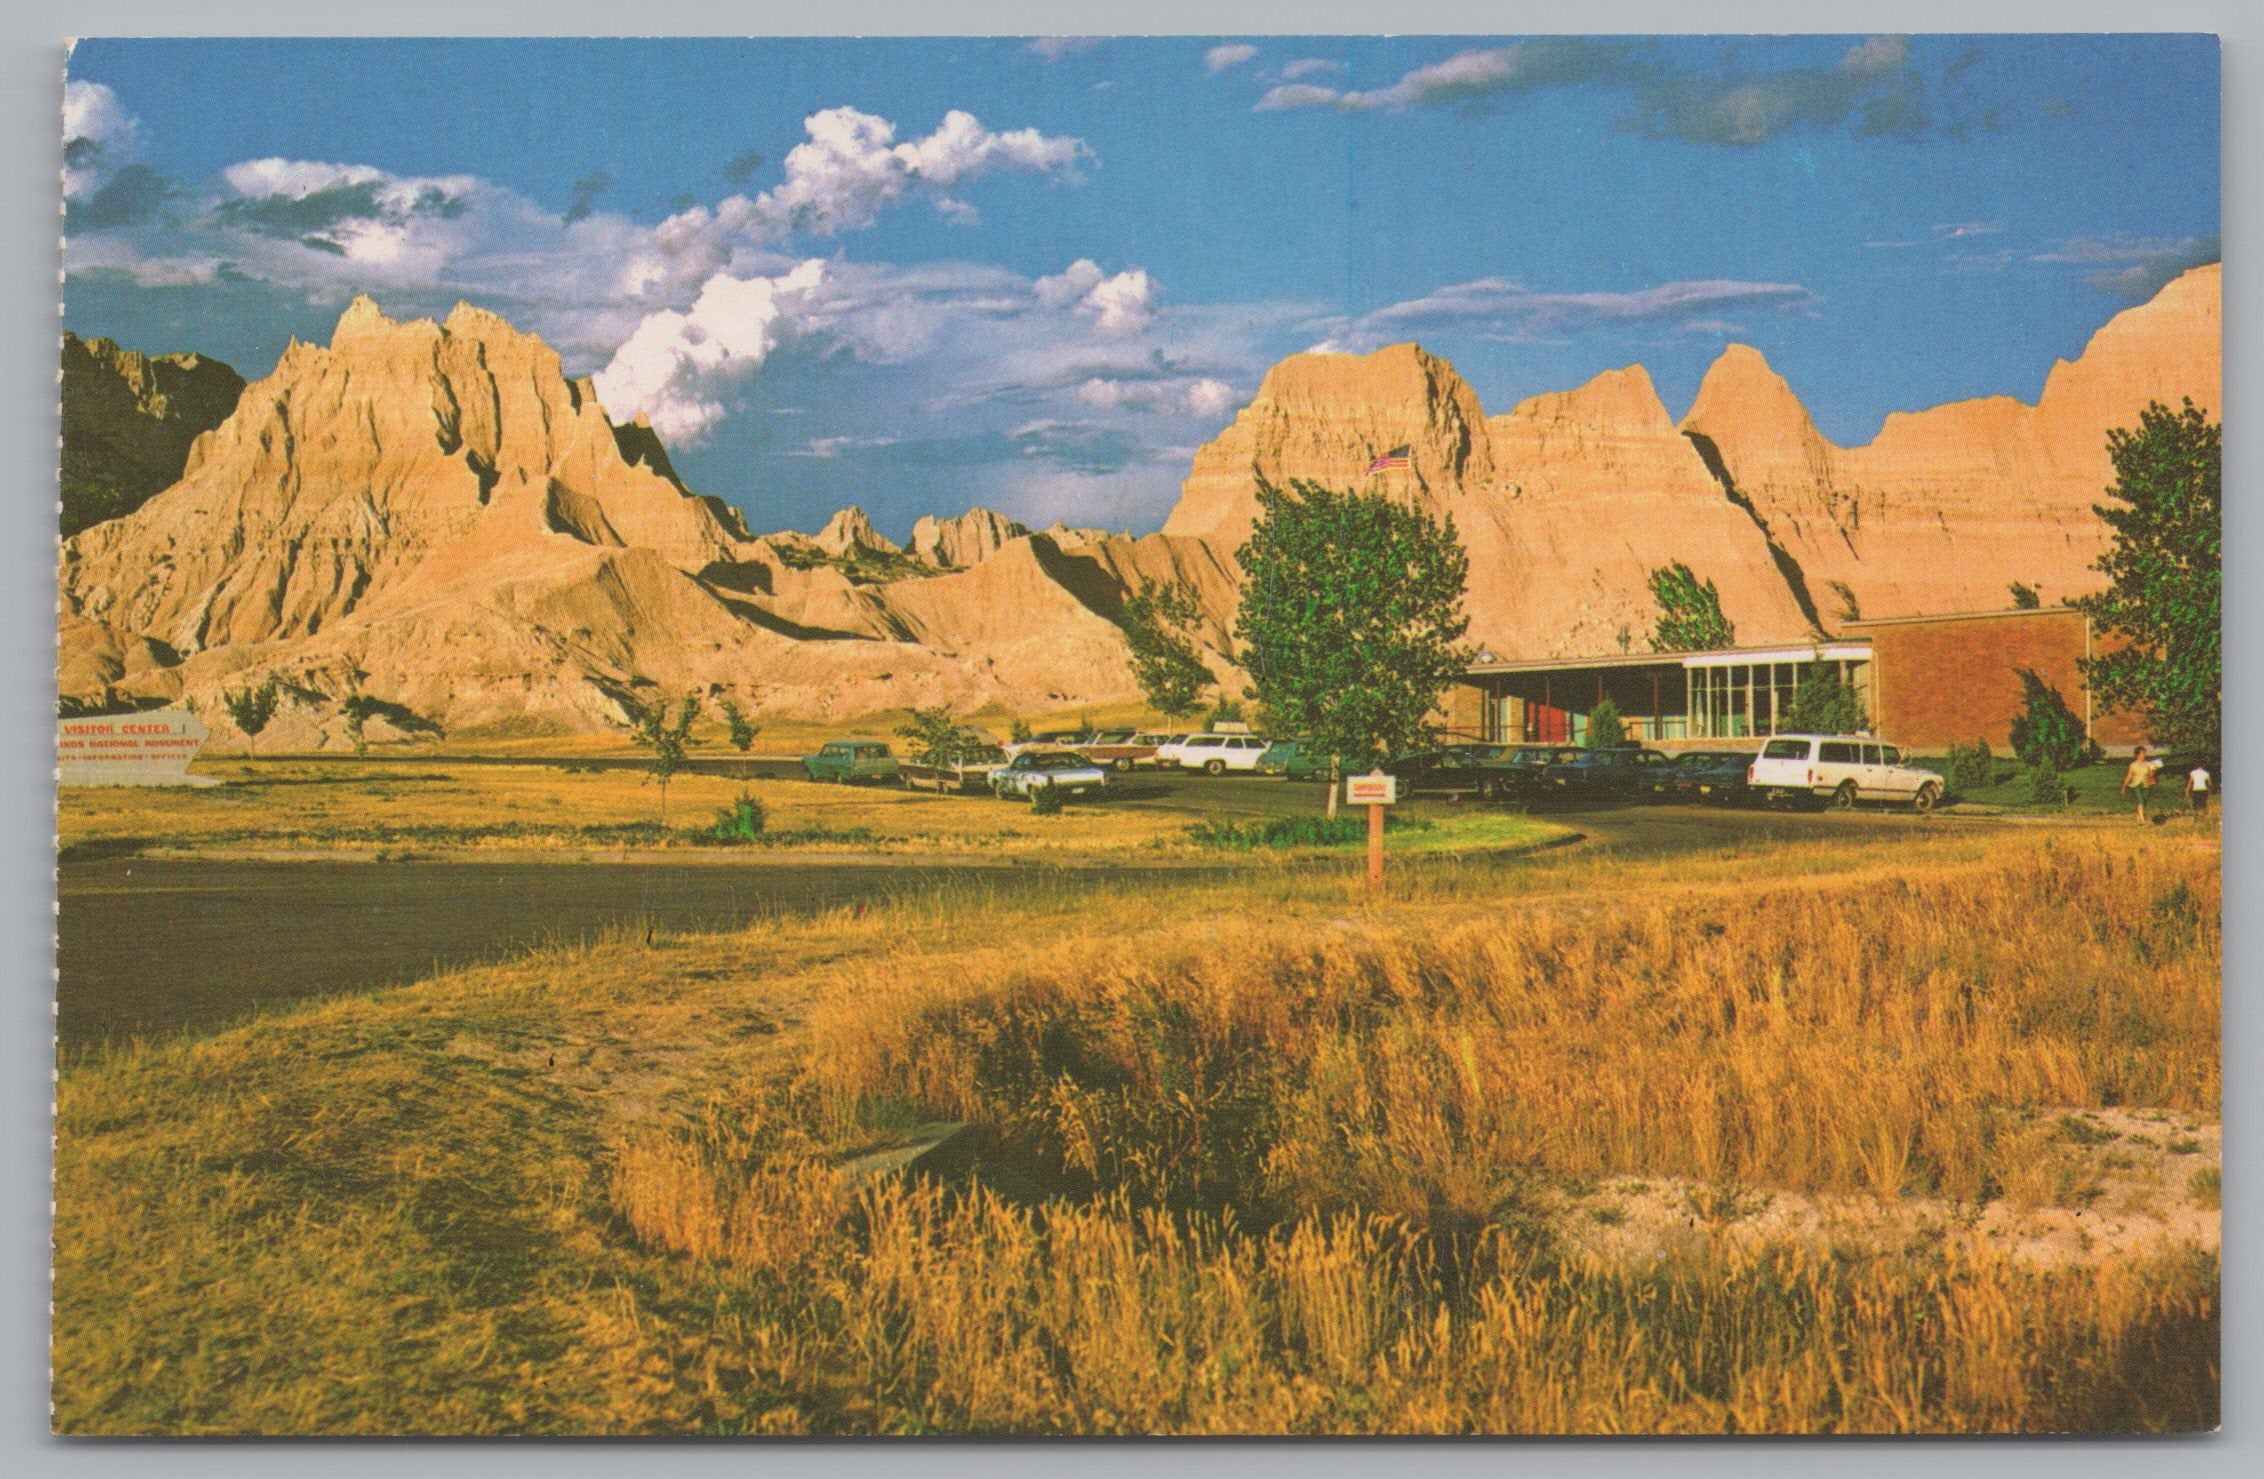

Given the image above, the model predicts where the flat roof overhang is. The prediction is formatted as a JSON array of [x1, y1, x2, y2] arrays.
[[1466, 640, 1871, 678]]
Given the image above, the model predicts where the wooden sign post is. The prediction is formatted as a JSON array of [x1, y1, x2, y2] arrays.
[[1343, 770, 1399, 889]]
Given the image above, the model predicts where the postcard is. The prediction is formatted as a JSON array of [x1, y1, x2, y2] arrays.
[[53, 34, 2220, 1435]]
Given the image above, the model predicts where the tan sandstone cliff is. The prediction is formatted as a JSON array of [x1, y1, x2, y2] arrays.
[[1163, 263, 2220, 657], [56, 298, 1241, 742]]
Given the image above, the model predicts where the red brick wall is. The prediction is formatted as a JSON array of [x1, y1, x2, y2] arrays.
[[1864, 611, 2147, 752]]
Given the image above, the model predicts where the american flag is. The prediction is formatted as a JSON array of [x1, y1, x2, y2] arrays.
[[1365, 445, 1411, 474]]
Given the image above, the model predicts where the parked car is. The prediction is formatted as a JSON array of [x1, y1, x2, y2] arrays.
[[1747, 734, 1944, 811], [1385, 744, 1509, 797], [1078, 729, 1161, 772], [901, 742, 1008, 793], [1257, 736, 1332, 781], [1158, 732, 1271, 775], [989, 749, 1110, 802], [1127, 731, 1184, 768], [801, 739, 903, 785], [1663, 749, 1758, 805], [1003, 728, 1091, 757], [1473, 745, 1581, 803], [1535, 745, 1673, 804]]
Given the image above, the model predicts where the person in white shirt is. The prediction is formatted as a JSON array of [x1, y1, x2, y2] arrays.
[[2184, 763, 2212, 818]]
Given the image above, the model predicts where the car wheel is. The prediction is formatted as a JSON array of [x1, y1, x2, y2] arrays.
[[1913, 782, 1940, 814], [1204, 758, 1226, 776], [1829, 781, 1857, 811], [1114, 757, 1133, 772]]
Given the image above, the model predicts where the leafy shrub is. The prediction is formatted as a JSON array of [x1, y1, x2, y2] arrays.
[[1029, 785, 1066, 815], [1945, 740, 1996, 795], [1187, 813, 1427, 850], [2009, 670, 2087, 773], [2026, 763, 2069, 808], [709, 794, 768, 843], [1584, 699, 1626, 749]]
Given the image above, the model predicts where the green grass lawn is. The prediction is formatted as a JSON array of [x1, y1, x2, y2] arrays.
[[1913, 757, 2210, 817]]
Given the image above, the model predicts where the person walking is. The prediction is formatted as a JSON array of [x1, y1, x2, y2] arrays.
[[2123, 746, 2160, 824], [2184, 761, 2212, 819]]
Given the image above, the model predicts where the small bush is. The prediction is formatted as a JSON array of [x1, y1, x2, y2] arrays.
[[1187, 813, 1429, 850], [709, 794, 768, 843], [2167, 1137, 2203, 1156], [1945, 740, 1996, 795], [2057, 1114, 2119, 1147], [2010, 671, 2087, 774], [2188, 1167, 2221, 1210], [2026, 763, 2068, 807], [1029, 785, 1067, 815], [1585, 699, 1626, 749]]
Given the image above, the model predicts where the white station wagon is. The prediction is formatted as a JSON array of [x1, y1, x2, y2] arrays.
[[1747, 734, 1945, 812], [1157, 733, 1270, 775]]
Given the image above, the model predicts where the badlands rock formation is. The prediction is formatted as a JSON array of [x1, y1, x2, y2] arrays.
[[56, 264, 2218, 740], [57, 297, 1240, 742], [1166, 263, 2220, 656], [1681, 262, 2222, 620], [911, 507, 1029, 568], [59, 332, 244, 538]]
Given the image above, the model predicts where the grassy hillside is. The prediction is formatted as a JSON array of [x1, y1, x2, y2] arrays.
[[54, 824, 2219, 1434]]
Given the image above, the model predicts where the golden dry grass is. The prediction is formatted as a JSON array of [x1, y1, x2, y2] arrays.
[[53, 822, 2220, 1434], [57, 758, 1193, 857]]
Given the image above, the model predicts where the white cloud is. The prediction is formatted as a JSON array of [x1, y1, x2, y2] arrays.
[[787, 434, 901, 459], [592, 260, 825, 443], [1323, 275, 1821, 348], [1205, 44, 1258, 75], [62, 80, 138, 200], [1278, 58, 1348, 82], [1026, 38, 1101, 63], [1257, 41, 1627, 113], [1071, 373, 1238, 418], [749, 107, 1087, 237], [1034, 259, 1155, 337]]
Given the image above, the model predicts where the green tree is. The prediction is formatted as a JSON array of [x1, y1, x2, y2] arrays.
[[626, 693, 701, 832], [1120, 578, 1213, 720], [1780, 660, 1868, 735], [221, 678, 280, 757], [2009, 582, 2041, 610], [1584, 698, 1626, 749], [2074, 398, 2220, 754], [896, 705, 978, 791], [1648, 563, 1737, 652], [1206, 693, 1245, 729], [2008, 670, 2088, 774], [717, 697, 760, 779], [1233, 478, 1475, 814]]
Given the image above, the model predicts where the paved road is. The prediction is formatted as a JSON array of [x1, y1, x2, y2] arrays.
[[56, 763, 1965, 1051], [55, 855, 1050, 1051]]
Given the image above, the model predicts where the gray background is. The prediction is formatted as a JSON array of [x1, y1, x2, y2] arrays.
[[1, 0, 2251, 1471]]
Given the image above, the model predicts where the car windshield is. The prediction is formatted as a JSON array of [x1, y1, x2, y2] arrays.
[[1031, 752, 1084, 769], [1762, 739, 1809, 760]]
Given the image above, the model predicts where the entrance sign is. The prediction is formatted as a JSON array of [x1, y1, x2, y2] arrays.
[[1344, 772, 1399, 806], [58, 708, 214, 787], [1346, 769, 1398, 889]]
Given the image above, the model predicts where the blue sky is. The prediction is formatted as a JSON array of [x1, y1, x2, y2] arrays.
[[61, 35, 2219, 540]]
